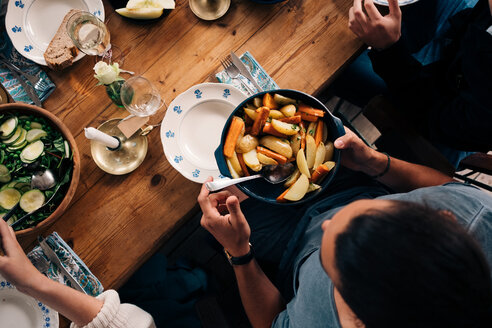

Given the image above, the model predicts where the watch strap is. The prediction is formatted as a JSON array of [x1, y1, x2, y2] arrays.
[[224, 243, 254, 266]]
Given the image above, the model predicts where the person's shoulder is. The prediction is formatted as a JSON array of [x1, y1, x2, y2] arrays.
[[381, 182, 492, 228]]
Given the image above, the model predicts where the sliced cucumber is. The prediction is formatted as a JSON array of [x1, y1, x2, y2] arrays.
[[30, 122, 43, 129], [19, 189, 45, 213], [0, 187, 21, 209], [26, 129, 47, 143], [0, 117, 18, 139], [3, 126, 22, 145], [8, 140, 28, 152], [20, 140, 44, 163], [14, 182, 30, 190], [11, 128, 27, 147], [0, 165, 10, 183], [64, 140, 70, 158]]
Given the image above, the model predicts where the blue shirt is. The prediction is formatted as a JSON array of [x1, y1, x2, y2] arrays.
[[272, 183, 492, 328]]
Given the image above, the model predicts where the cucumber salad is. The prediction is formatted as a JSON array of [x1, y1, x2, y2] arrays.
[[0, 113, 73, 231]]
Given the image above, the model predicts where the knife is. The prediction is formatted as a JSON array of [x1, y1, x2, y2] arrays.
[[0, 63, 42, 107], [230, 51, 264, 92]]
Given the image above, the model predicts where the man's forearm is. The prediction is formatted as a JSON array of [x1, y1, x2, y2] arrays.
[[23, 274, 103, 327], [364, 151, 453, 192], [233, 260, 285, 328]]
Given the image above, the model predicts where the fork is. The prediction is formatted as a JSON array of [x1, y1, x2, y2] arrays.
[[0, 54, 49, 92], [220, 56, 255, 95]]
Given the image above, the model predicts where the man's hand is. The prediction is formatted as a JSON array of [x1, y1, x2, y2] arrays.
[[334, 127, 387, 176], [349, 0, 402, 49], [0, 219, 45, 294], [198, 177, 251, 257]]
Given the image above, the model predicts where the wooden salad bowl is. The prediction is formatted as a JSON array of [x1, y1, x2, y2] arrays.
[[0, 103, 80, 238]]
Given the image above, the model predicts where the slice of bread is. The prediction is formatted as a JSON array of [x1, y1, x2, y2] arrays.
[[44, 9, 81, 71]]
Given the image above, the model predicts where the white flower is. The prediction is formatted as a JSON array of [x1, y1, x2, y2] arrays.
[[93, 61, 121, 85]]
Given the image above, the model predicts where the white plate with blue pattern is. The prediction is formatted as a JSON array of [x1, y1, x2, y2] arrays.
[[373, 0, 419, 6], [161, 83, 248, 183], [6, 0, 104, 66], [0, 275, 59, 328]]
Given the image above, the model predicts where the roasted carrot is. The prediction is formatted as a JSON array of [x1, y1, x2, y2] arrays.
[[314, 120, 324, 146], [276, 187, 290, 202], [256, 146, 288, 164], [311, 163, 333, 183], [263, 122, 289, 138], [237, 153, 250, 177], [300, 112, 319, 122], [223, 116, 245, 158], [279, 115, 302, 124], [299, 121, 306, 150], [298, 103, 325, 117], [251, 107, 270, 136], [262, 93, 278, 109]]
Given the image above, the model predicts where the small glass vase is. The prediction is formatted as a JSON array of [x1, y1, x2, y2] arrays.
[[105, 80, 125, 108]]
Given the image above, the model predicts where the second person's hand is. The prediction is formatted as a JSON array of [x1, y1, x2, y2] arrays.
[[198, 177, 251, 257], [349, 0, 402, 50]]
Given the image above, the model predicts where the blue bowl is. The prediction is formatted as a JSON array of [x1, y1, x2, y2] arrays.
[[214, 89, 345, 205]]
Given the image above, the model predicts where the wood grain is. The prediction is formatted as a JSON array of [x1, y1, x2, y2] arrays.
[[18, 0, 362, 296]]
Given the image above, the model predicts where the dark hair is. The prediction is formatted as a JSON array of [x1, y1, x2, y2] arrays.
[[334, 201, 492, 328]]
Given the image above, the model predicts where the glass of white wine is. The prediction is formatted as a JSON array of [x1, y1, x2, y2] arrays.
[[66, 11, 121, 63]]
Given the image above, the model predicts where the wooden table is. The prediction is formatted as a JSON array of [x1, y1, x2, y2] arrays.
[[19, 0, 361, 292]]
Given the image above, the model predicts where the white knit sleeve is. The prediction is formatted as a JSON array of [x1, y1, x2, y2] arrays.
[[70, 290, 155, 328]]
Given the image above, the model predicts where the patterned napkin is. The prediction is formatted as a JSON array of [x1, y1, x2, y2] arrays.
[[216, 51, 279, 94], [0, 1, 55, 104], [28, 232, 104, 297]]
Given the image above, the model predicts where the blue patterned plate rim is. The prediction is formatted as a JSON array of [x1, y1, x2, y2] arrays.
[[160, 83, 248, 183], [6, 0, 105, 66], [373, 0, 419, 6], [0, 274, 59, 328]]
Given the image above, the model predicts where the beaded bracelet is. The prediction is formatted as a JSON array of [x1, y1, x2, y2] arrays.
[[369, 152, 391, 179]]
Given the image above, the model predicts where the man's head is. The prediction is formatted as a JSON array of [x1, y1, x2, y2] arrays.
[[320, 199, 492, 328]]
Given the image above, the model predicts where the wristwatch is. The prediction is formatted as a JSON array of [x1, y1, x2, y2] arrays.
[[224, 243, 254, 266]]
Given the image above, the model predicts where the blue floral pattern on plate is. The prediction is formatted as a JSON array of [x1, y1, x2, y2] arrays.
[[1, 276, 58, 327], [165, 130, 175, 138], [24, 45, 33, 52], [192, 169, 200, 178], [194, 89, 202, 99], [223, 89, 231, 98], [15, 0, 24, 8], [11, 26, 21, 33], [174, 156, 183, 163], [173, 105, 182, 114]]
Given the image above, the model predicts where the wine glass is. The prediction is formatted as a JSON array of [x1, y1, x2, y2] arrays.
[[120, 76, 165, 118], [66, 11, 122, 63]]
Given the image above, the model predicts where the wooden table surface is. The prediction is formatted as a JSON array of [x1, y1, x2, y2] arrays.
[[18, 0, 362, 291]]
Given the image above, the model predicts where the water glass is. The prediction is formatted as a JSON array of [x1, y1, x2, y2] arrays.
[[120, 76, 163, 117]]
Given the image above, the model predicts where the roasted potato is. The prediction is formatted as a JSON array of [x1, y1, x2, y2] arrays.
[[290, 132, 302, 157], [243, 149, 262, 172], [279, 104, 296, 117], [313, 142, 326, 169], [284, 168, 300, 188], [269, 110, 285, 120], [257, 152, 278, 165], [253, 97, 262, 108], [296, 148, 311, 178], [305, 135, 316, 169], [236, 134, 259, 154], [271, 119, 300, 136], [284, 174, 309, 201], [244, 107, 258, 121], [324, 141, 334, 162], [274, 94, 297, 106], [260, 135, 293, 158], [227, 158, 241, 179]]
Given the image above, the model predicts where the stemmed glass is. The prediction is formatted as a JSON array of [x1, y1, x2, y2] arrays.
[[66, 11, 121, 63], [120, 76, 166, 134]]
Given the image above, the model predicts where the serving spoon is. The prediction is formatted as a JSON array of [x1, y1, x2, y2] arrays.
[[205, 163, 295, 192], [2, 169, 57, 223]]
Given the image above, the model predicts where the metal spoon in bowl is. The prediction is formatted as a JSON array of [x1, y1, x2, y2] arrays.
[[205, 163, 295, 192], [2, 169, 56, 222]]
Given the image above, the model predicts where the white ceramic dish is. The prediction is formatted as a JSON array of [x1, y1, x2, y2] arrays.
[[0, 275, 59, 328], [373, 0, 419, 6], [6, 0, 105, 66], [161, 83, 247, 183]]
